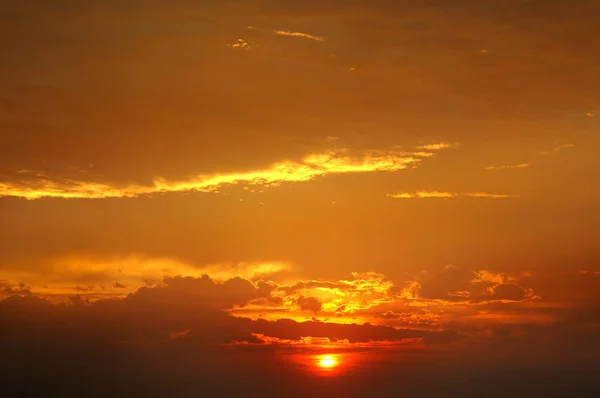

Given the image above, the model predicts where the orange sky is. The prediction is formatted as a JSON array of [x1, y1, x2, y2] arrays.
[[1, 1, 599, 396]]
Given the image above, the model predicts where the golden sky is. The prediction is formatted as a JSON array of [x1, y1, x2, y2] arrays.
[[1, 0, 599, 396]]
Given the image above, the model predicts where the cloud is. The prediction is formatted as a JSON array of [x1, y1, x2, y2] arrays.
[[0, 148, 423, 200], [194, 261, 292, 281], [387, 191, 518, 199], [296, 296, 323, 313], [4, 263, 597, 355], [416, 143, 457, 150], [2, 268, 599, 377], [0, 257, 292, 299], [0, 275, 459, 349], [268, 272, 395, 318], [247, 26, 325, 42], [484, 164, 530, 170], [485, 283, 533, 301], [538, 143, 575, 155], [377, 310, 442, 327], [273, 30, 325, 42], [414, 266, 538, 304], [463, 192, 518, 198], [247, 318, 460, 345], [1, 281, 31, 297], [228, 38, 253, 50]]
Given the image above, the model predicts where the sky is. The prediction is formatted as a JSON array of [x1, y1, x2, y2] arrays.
[[1, 0, 599, 397]]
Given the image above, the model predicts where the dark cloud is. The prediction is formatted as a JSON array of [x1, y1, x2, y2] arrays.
[[487, 282, 529, 301], [296, 295, 323, 313], [1, 295, 598, 397], [249, 318, 461, 345], [1, 273, 600, 397], [1, 280, 31, 297], [0, 275, 459, 347], [0, 275, 467, 397], [416, 265, 535, 302], [377, 310, 442, 328]]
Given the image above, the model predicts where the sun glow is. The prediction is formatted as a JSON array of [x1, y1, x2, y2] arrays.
[[318, 355, 336, 368]]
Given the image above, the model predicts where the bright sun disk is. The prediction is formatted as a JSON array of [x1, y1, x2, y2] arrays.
[[318, 355, 336, 368]]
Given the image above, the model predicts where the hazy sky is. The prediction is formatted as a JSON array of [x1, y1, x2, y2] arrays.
[[1, 1, 599, 397]]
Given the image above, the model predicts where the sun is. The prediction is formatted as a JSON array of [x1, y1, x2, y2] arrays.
[[318, 355, 336, 368]]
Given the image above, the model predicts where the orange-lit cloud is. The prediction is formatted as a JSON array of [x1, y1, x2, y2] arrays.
[[0, 148, 428, 200], [4, 266, 600, 359], [484, 164, 530, 170], [2, 257, 550, 332], [389, 191, 456, 199], [228, 38, 252, 50], [247, 26, 325, 42], [416, 143, 457, 150], [387, 191, 518, 199], [273, 30, 325, 41], [0, 257, 291, 299], [538, 143, 575, 155], [463, 192, 518, 198]]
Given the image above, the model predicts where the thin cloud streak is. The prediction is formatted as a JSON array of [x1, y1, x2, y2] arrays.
[[273, 30, 325, 41], [464, 192, 519, 198], [416, 143, 458, 151], [485, 164, 530, 170], [247, 26, 325, 42], [387, 191, 518, 199], [0, 149, 427, 200], [539, 144, 575, 155]]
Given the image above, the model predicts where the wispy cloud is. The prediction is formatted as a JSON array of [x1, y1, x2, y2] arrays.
[[463, 192, 518, 198], [247, 26, 325, 42], [539, 143, 575, 155], [388, 191, 455, 199], [416, 143, 458, 151], [228, 38, 253, 50], [273, 30, 325, 41], [387, 191, 518, 199], [0, 148, 426, 200], [484, 163, 530, 171]]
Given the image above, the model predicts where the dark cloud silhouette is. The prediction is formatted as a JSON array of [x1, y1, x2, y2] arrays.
[[415, 266, 536, 302], [1, 276, 599, 397], [487, 283, 529, 301], [1, 298, 598, 398], [296, 295, 323, 313], [0, 275, 460, 347]]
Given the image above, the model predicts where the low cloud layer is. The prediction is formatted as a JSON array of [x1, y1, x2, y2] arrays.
[[2, 268, 599, 397]]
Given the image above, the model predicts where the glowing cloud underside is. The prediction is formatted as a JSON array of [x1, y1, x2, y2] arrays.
[[0, 149, 426, 200]]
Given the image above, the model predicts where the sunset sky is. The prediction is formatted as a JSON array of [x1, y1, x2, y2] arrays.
[[1, 1, 599, 397]]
